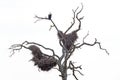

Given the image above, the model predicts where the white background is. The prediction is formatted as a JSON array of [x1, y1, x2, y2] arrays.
[[0, 0, 120, 80]]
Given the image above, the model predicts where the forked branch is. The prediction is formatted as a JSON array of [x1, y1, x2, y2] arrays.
[[68, 61, 84, 80], [64, 7, 78, 34], [76, 33, 109, 55], [34, 14, 59, 32], [9, 41, 60, 59], [65, 3, 84, 34]]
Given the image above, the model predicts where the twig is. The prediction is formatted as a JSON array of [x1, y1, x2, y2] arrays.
[[74, 70, 84, 76], [9, 43, 28, 57], [34, 15, 48, 23], [76, 3, 83, 21]]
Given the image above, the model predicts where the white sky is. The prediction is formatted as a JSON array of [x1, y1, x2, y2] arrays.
[[0, 0, 120, 80]]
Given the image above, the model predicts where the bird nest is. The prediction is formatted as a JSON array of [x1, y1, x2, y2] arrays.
[[28, 45, 57, 71], [57, 30, 78, 50]]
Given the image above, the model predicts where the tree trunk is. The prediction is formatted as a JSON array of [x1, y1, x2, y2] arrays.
[[61, 68, 67, 80], [62, 74, 67, 80], [61, 58, 68, 80]]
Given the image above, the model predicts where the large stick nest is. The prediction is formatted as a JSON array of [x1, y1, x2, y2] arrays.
[[58, 31, 78, 50], [28, 45, 57, 71]]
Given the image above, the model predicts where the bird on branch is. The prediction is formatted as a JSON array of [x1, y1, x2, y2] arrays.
[[48, 13, 52, 20]]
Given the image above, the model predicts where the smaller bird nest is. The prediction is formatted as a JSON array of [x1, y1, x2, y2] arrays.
[[28, 45, 57, 71]]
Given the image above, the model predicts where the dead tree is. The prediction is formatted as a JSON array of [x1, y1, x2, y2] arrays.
[[9, 3, 109, 80]]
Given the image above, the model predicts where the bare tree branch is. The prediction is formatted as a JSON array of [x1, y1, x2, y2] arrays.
[[74, 70, 84, 76], [64, 7, 79, 34], [65, 3, 83, 34], [34, 15, 48, 23], [68, 61, 84, 80], [9, 41, 60, 59], [9, 41, 29, 57], [76, 3, 83, 20], [34, 14, 59, 32], [75, 3, 84, 33], [75, 33, 109, 55]]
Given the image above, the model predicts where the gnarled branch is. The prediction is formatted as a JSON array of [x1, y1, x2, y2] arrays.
[[75, 32, 109, 55], [65, 3, 83, 34], [68, 61, 83, 80], [34, 14, 59, 32], [64, 7, 78, 34], [9, 41, 60, 59]]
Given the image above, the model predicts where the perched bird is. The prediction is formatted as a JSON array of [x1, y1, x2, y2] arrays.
[[48, 13, 52, 20]]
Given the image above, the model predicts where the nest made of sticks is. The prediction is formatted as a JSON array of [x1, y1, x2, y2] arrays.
[[28, 45, 57, 71], [58, 31, 78, 50]]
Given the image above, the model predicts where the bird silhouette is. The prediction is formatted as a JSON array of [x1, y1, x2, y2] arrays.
[[48, 13, 52, 20]]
